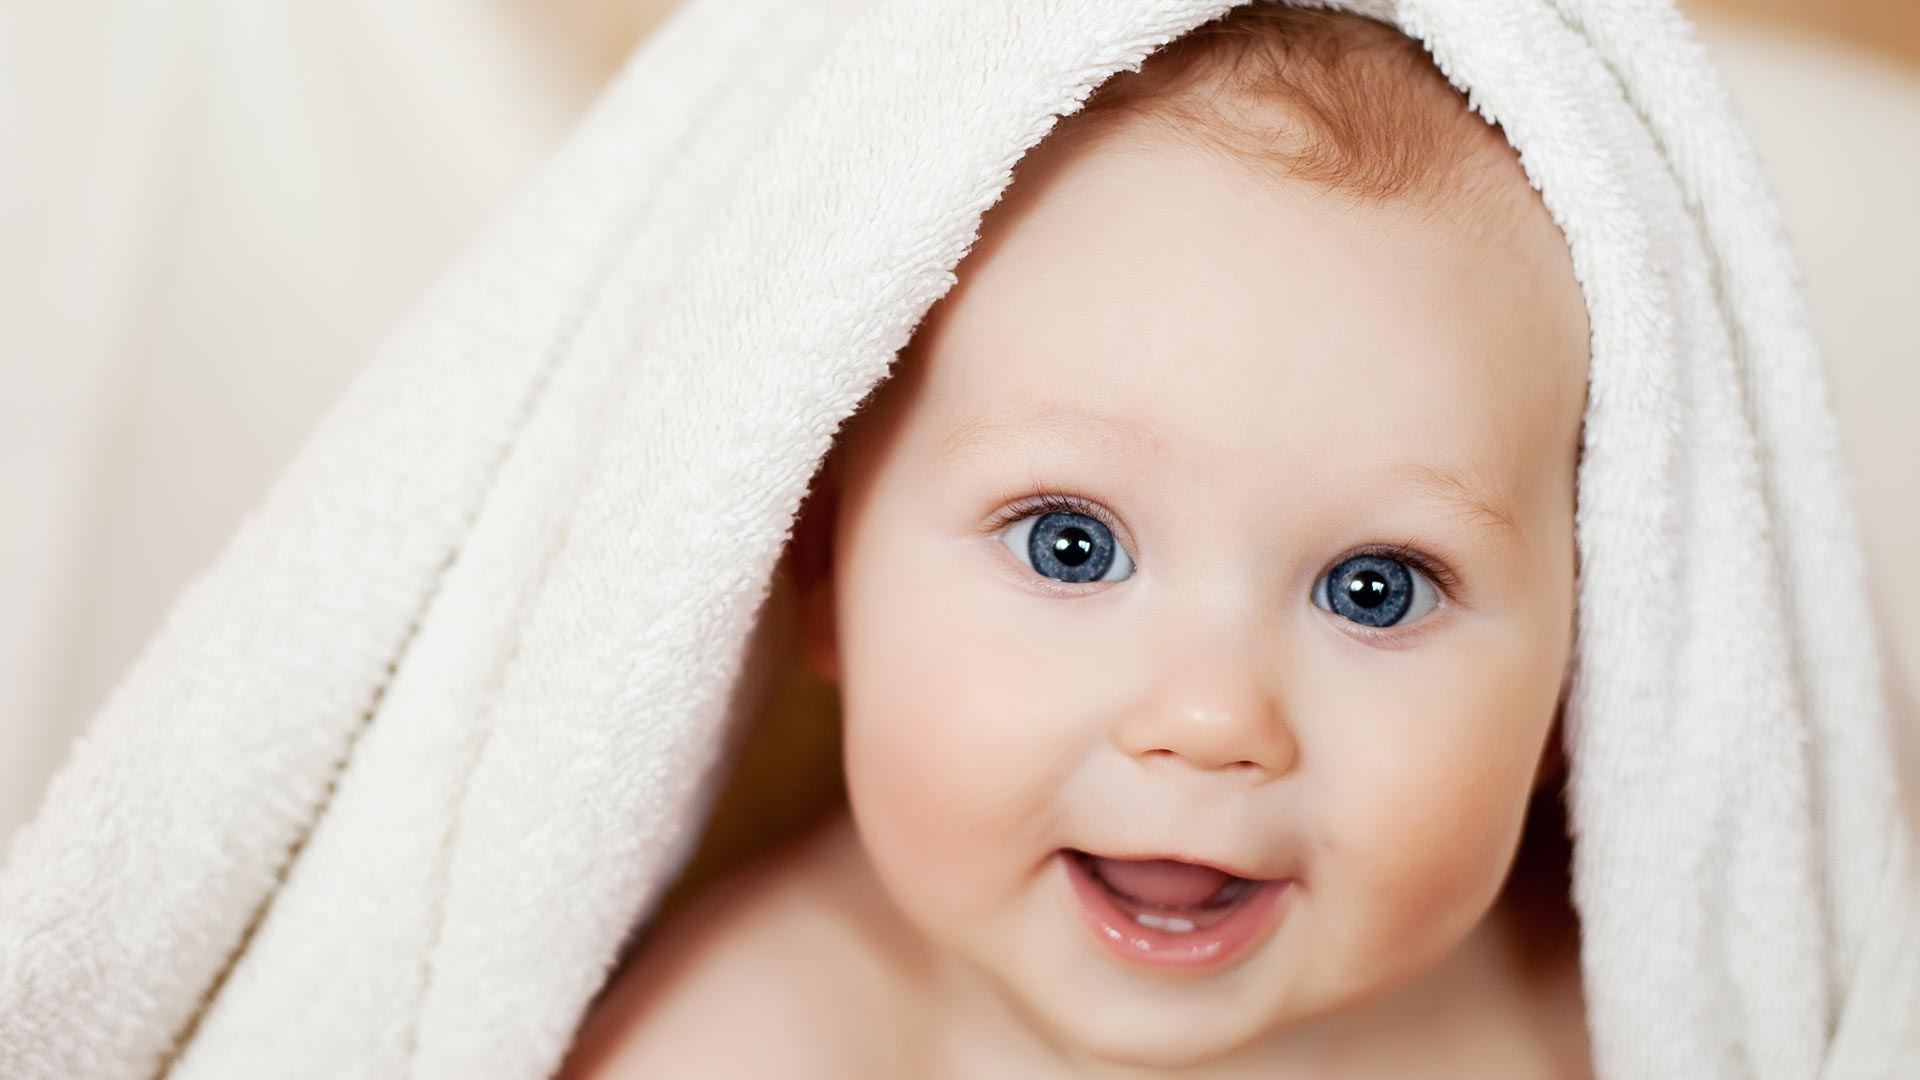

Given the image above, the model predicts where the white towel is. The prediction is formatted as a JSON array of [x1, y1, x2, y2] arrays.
[[2, 1, 1914, 1077]]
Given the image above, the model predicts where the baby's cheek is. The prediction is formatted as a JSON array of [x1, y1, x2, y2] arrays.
[[1313, 708, 1535, 987], [841, 603, 1071, 925]]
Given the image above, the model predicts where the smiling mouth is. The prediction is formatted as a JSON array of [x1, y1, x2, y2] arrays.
[[1068, 849, 1263, 931], [1060, 848, 1293, 968]]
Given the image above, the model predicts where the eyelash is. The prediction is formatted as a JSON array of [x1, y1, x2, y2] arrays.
[[982, 487, 1463, 615]]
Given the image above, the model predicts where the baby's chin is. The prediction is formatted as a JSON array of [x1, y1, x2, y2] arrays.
[[1010, 973, 1299, 1070], [968, 915, 1322, 1070]]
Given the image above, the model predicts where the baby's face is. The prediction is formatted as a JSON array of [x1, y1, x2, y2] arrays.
[[804, 114, 1589, 1066]]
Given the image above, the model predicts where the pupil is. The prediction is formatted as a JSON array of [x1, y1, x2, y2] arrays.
[[1052, 527, 1093, 567], [1344, 569, 1388, 609]]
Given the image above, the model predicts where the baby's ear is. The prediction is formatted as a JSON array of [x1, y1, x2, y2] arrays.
[[789, 456, 840, 686]]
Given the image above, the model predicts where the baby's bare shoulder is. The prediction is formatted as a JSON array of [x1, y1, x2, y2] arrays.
[[556, 812, 924, 1080]]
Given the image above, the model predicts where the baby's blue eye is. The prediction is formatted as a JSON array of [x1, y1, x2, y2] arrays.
[[999, 510, 1136, 585], [1312, 554, 1439, 629]]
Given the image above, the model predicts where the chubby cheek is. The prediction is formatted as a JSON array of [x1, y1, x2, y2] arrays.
[[836, 535, 1081, 941], [1306, 636, 1555, 993]]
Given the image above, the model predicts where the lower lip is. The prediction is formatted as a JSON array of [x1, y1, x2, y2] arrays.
[[1060, 850, 1292, 971]]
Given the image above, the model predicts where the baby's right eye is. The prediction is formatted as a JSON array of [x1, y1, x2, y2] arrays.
[[996, 500, 1137, 586]]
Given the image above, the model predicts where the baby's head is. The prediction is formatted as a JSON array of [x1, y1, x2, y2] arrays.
[[788, 4, 1589, 1068]]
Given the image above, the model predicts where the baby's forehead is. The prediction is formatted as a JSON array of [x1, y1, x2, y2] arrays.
[[944, 137, 1574, 429]]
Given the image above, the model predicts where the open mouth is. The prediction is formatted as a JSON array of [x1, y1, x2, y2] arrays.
[[1072, 849, 1261, 930], [1060, 848, 1291, 969]]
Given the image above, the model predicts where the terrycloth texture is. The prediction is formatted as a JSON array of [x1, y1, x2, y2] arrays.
[[2, 1, 1915, 1077]]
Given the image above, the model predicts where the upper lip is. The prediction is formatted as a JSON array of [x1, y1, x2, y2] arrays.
[[1066, 846, 1277, 883]]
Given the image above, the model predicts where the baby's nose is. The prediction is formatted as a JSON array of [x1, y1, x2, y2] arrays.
[[1110, 640, 1298, 780]]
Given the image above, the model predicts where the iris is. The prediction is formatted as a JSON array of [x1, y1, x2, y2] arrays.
[[1320, 554, 1416, 627], [1025, 510, 1120, 584]]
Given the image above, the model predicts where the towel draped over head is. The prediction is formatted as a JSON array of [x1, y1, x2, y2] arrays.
[[2, 1, 1915, 1077]]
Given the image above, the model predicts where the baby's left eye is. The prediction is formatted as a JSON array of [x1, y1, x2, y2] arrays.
[[1311, 553, 1440, 630]]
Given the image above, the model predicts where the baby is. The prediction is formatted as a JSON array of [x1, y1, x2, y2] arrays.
[[564, 6, 1593, 1078]]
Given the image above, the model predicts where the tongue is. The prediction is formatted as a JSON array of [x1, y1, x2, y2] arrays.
[[1088, 856, 1236, 907]]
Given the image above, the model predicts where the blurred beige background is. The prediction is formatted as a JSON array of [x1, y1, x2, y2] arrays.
[[3, 0, 1916, 847]]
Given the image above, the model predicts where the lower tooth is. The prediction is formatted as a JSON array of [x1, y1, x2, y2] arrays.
[[1134, 912, 1198, 932]]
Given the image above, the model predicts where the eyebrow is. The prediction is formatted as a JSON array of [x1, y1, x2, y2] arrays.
[[935, 401, 1167, 462], [935, 402, 1523, 540], [1386, 460, 1524, 540]]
